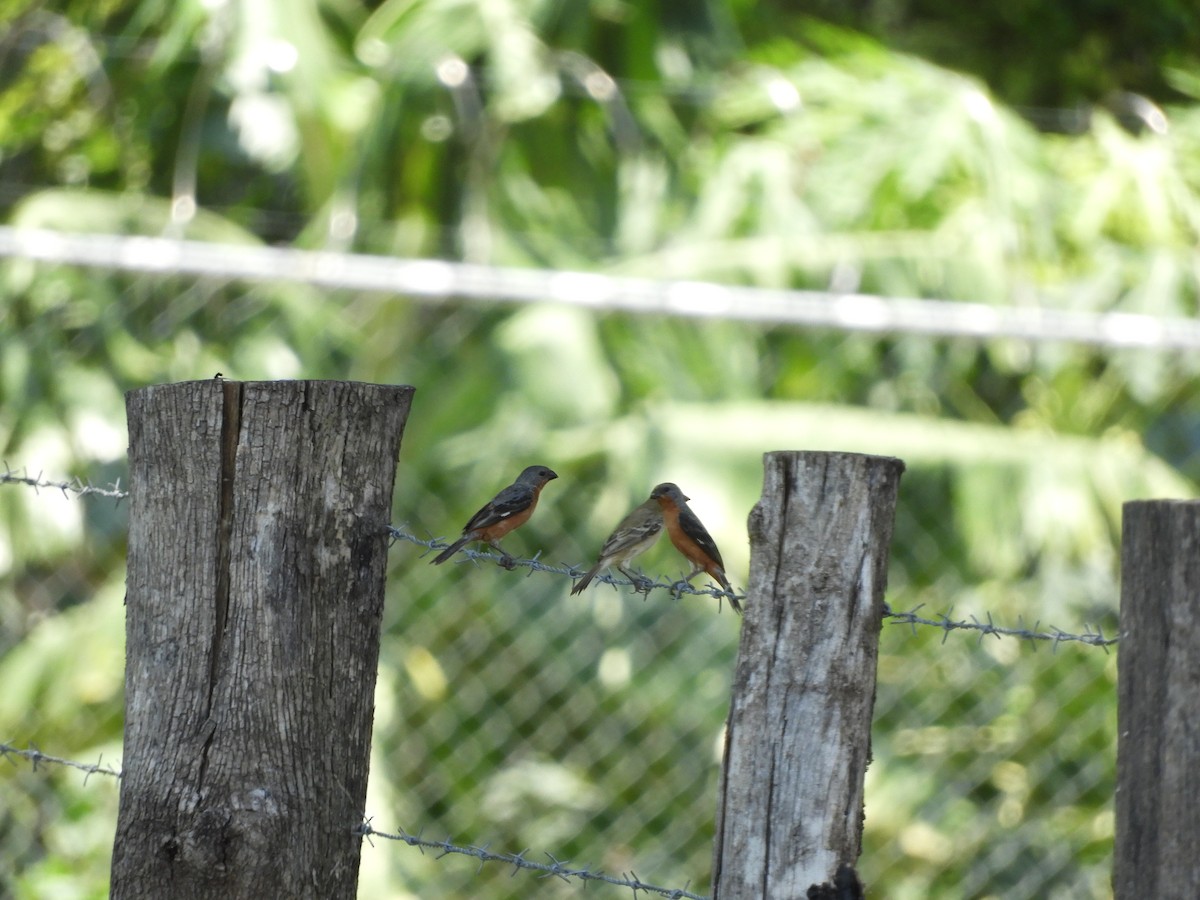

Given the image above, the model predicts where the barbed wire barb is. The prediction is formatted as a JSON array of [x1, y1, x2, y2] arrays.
[[0, 741, 123, 780], [359, 816, 378, 847], [1, 464, 130, 500], [883, 605, 1118, 648]]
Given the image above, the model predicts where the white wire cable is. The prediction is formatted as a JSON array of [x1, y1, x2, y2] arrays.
[[2, 226, 1197, 349]]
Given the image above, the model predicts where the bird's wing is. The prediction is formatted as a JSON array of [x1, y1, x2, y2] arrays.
[[599, 502, 663, 555], [600, 517, 662, 556], [463, 483, 534, 532], [679, 507, 725, 569]]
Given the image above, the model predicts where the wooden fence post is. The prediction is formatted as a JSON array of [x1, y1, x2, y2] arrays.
[[1114, 500, 1200, 899], [110, 380, 414, 899], [712, 451, 904, 898]]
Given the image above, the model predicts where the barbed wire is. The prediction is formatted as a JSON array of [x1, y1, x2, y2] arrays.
[[0, 467, 1120, 644], [0, 740, 122, 782], [883, 604, 1118, 649], [388, 525, 743, 609], [1, 464, 129, 500], [357, 820, 707, 900], [393, 527, 1119, 646], [0, 738, 702, 897]]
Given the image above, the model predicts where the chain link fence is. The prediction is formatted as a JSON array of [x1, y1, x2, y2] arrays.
[[2, 253, 1192, 898], [4, 5, 1199, 895]]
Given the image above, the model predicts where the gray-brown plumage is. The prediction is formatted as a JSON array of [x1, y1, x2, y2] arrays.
[[571, 497, 664, 594]]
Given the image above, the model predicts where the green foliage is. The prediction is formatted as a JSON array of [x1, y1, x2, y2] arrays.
[[776, 1, 1200, 107], [2, 1, 1200, 897]]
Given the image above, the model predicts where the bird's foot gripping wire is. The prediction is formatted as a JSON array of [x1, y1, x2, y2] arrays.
[[637, 578, 656, 594], [668, 579, 692, 600], [616, 566, 655, 595]]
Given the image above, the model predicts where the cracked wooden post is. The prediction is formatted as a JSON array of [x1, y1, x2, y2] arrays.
[[111, 379, 414, 899], [712, 451, 904, 898], [1114, 500, 1200, 900]]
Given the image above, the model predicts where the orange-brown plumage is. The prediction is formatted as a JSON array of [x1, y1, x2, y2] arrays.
[[432, 465, 558, 568], [650, 482, 741, 614]]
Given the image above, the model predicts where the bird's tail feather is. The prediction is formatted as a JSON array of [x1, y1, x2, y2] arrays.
[[570, 564, 603, 595], [431, 535, 471, 565], [715, 570, 742, 614]]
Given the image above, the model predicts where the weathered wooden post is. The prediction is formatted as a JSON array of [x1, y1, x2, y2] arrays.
[[110, 379, 414, 899], [712, 451, 904, 898], [1114, 500, 1200, 899]]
